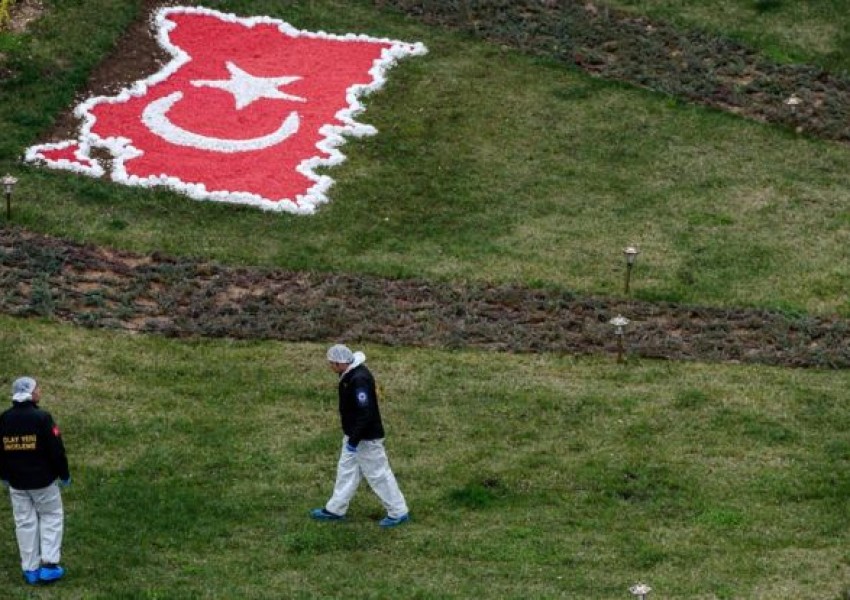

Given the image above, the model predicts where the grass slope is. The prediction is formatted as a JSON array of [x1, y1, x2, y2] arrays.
[[2, 315, 850, 599], [0, 0, 848, 315], [606, 0, 850, 73]]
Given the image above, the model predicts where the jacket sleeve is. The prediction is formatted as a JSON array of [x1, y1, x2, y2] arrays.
[[347, 383, 377, 447], [42, 414, 70, 482]]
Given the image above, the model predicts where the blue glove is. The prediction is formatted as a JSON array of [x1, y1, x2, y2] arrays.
[[58, 477, 71, 488], [344, 442, 358, 453]]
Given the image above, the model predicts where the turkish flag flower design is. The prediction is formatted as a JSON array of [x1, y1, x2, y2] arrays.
[[25, 6, 427, 213]]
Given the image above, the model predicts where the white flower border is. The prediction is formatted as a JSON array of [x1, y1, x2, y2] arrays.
[[24, 139, 106, 178], [24, 6, 427, 214]]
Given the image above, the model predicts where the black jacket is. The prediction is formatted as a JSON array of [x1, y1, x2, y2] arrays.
[[0, 401, 70, 490], [338, 364, 385, 446]]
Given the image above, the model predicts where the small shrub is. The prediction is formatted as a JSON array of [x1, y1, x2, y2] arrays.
[[0, 0, 15, 29]]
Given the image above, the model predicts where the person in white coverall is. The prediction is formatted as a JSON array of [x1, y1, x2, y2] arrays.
[[310, 344, 409, 527], [0, 377, 70, 586]]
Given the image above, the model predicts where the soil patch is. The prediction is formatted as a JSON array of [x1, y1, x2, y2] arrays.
[[5, 0, 44, 34], [2, 227, 849, 368]]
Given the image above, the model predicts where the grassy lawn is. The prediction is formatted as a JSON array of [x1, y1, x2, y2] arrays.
[[1, 0, 849, 315], [606, 0, 850, 72], [1, 1, 850, 598], [2, 315, 850, 599]]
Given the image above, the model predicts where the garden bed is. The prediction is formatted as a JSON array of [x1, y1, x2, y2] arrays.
[[2, 227, 849, 368], [5, 0, 850, 367]]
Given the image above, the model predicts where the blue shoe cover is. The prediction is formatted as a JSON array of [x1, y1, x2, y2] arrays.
[[38, 564, 65, 583], [310, 507, 344, 521], [379, 513, 410, 528], [22, 569, 39, 585]]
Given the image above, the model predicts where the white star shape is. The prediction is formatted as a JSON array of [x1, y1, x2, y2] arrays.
[[192, 62, 306, 110]]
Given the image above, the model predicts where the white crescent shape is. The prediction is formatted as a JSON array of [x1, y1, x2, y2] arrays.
[[141, 91, 299, 153]]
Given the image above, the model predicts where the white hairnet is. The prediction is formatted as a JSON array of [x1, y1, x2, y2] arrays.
[[327, 344, 355, 363], [12, 376, 37, 403]]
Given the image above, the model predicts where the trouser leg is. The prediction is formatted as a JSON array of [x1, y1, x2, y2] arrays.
[[359, 439, 408, 518], [31, 484, 63, 565], [10, 488, 40, 571], [325, 437, 362, 516]]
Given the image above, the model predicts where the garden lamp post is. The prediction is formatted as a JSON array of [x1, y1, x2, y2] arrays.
[[3, 174, 18, 220], [784, 95, 801, 111], [623, 246, 639, 294], [629, 583, 652, 600], [609, 314, 630, 363]]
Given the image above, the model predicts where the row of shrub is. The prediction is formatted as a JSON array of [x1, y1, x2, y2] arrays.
[[2, 228, 849, 368], [375, 0, 850, 144]]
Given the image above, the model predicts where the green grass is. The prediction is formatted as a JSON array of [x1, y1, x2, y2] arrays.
[[2, 315, 850, 599], [606, 0, 850, 73]]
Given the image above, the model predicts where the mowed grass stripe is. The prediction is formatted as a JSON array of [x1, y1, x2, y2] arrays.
[[2, 316, 850, 598]]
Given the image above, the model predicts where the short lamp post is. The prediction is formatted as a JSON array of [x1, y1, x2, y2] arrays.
[[784, 95, 802, 111], [623, 246, 640, 294], [609, 314, 630, 363], [629, 583, 652, 600], [3, 174, 18, 220]]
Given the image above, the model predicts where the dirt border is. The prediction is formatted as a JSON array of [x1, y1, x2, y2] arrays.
[[2, 228, 849, 368]]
